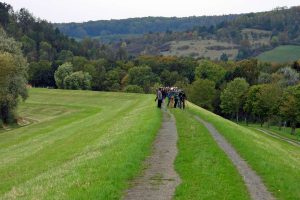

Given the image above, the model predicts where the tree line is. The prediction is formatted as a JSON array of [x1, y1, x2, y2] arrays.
[[187, 59, 300, 134], [55, 15, 239, 39]]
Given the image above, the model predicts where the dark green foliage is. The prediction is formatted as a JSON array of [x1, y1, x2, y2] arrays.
[[64, 71, 92, 90], [221, 78, 249, 121], [245, 84, 282, 126], [128, 66, 159, 93], [54, 62, 73, 89], [124, 85, 144, 93], [0, 2, 12, 28], [188, 79, 216, 111], [280, 84, 300, 134], [195, 60, 226, 84], [0, 28, 28, 124], [55, 15, 239, 39], [28, 61, 54, 87]]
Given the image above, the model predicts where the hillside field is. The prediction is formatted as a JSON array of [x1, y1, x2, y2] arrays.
[[161, 39, 239, 60], [257, 45, 300, 63], [1, 89, 300, 199], [0, 88, 161, 199]]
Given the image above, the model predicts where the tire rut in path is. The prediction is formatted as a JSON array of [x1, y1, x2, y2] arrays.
[[194, 116, 275, 200], [124, 110, 181, 200], [255, 128, 300, 147]]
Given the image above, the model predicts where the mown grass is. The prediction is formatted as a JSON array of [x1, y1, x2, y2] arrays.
[[0, 88, 161, 199], [172, 109, 250, 200], [242, 123, 300, 142], [187, 102, 300, 200], [257, 45, 300, 63]]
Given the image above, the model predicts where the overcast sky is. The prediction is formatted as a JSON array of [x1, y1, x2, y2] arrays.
[[4, 0, 300, 23]]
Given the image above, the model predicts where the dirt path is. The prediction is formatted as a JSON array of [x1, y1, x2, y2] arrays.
[[124, 110, 180, 200], [255, 128, 300, 147], [194, 116, 275, 200]]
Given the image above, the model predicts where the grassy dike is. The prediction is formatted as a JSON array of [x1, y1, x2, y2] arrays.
[[172, 109, 250, 200], [0, 88, 162, 199], [187, 102, 300, 200]]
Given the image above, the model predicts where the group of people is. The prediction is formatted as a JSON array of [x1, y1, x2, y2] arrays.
[[155, 87, 186, 109]]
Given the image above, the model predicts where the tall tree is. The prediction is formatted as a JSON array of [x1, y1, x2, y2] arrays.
[[280, 84, 300, 134], [221, 78, 249, 122], [0, 28, 28, 124], [188, 79, 216, 111], [195, 60, 226, 84]]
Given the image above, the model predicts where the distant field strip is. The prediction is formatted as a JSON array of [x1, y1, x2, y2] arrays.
[[257, 45, 300, 63], [0, 88, 161, 199]]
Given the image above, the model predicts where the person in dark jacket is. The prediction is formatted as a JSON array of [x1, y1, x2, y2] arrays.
[[155, 88, 163, 108], [174, 90, 179, 108], [180, 91, 186, 109]]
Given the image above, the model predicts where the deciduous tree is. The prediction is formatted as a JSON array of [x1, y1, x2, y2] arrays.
[[221, 78, 249, 122]]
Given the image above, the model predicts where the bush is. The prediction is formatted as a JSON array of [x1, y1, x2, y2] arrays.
[[124, 85, 144, 93], [54, 62, 73, 89], [64, 71, 92, 90]]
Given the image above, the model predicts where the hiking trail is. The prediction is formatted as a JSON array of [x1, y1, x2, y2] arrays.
[[124, 109, 180, 200], [195, 115, 275, 200]]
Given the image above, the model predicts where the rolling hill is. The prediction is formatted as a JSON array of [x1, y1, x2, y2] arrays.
[[55, 15, 239, 39], [55, 6, 300, 61]]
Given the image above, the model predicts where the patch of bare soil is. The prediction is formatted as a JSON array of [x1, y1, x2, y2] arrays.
[[124, 110, 181, 200]]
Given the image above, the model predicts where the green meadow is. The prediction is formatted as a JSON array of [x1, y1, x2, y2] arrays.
[[1, 89, 300, 200], [257, 45, 300, 63], [0, 88, 161, 199]]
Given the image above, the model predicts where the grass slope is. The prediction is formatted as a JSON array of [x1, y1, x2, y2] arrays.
[[257, 45, 300, 63], [187, 102, 300, 200], [244, 123, 300, 142], [0, 88, 161, 199], [172, 109, 250, 200]]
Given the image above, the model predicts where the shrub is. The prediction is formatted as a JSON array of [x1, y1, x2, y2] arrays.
[[124, 85, 144, 93]]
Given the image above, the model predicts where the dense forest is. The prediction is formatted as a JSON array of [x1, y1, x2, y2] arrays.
[[1, 2, 300, 133], [55, 15, 239, 39]]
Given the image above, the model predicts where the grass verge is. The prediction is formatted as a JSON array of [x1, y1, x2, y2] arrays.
[[172, 109, 250, 200], [188, 102, 300, 200]]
